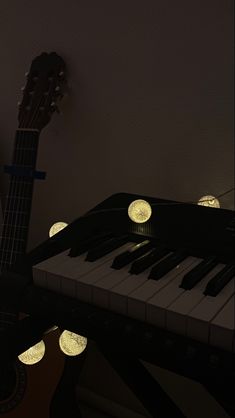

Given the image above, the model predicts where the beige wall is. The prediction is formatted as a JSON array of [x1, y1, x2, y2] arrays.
[[0, 0, 233, 252]]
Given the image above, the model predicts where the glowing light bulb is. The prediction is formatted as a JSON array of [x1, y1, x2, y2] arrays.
[[198, 195, 220, 208], [59, 331, 87, 356], [128, 199, 152, 223], [18, 340, 45, 365], [49, 221, 68, 237]]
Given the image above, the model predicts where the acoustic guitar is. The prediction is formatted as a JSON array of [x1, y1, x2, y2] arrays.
[[0, 52, 67, 417]]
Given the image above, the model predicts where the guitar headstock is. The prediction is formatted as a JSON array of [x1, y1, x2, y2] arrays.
[[18, 52, 67, 131]]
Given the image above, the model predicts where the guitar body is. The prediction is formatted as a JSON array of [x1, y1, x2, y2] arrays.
[[0, 52, 69, 417], [0, 329, 65, 418]]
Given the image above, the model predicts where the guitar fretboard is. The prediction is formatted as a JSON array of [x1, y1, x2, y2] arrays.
[[0, 129, 39, 273]]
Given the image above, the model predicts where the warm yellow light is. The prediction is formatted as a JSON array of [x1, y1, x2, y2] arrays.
[[59, 331, 87, 356], [18, 340, 45, 365], [49, 221, 68, 237], [198, 195, 220, 208], [128, 199, 152, 223]]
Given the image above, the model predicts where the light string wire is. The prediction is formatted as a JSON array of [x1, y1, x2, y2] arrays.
[[78, 187, 235, 219], [0, 72, 55, 273]]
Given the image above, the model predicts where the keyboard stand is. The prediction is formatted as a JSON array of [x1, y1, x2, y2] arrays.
[[100, 339, 235, 417], [97, 341, 186, 418], [97, 342, 235, 418], [203, 377, 235, 418], [2, 281, 234, 418]]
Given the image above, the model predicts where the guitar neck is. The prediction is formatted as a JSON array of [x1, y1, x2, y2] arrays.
[[0, 129, 39, 273]]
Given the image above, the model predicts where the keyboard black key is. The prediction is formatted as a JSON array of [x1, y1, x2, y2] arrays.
[[86, 235, 129, 261], [179, 256, 218, 289], [148, 250, 188, 280], [129, 246, 171, 274], [69, 231, 114, 257], [111, 240, 153, 269], [204, 263, 235, 296]]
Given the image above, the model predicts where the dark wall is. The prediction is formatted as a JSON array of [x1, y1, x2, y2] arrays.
[[0, 0, 233, 251]]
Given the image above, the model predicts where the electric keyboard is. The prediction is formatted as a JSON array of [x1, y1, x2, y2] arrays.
[[30, 192, 235, 354]]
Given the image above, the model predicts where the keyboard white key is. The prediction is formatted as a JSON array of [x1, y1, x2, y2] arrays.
[[33, 249, 71, 288], [145, 257, 200, 327], [209, 295, 235, 352], [108, 269, 150, 315], [110, 257, 198, 320], [91, 249, 171, 310], [166, 264, 225, 336], [33, 243, 133, 298], [91, 265, 132, 309], [127, 257, 200, 322], [186, 276, 235, 345]]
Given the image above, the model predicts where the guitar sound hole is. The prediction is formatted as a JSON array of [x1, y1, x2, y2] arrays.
[[0, 365, 17, 401], [0, 361, 27, 412]]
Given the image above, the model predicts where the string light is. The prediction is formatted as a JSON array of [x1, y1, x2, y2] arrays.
[[128, 199, 152, 223], [49, 221, 68, 237], [18, 340, 45, 365], [59, 331, 87, 356], [198, 195, 220, 208]]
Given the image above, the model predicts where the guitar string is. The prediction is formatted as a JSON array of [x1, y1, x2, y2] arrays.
[[6, 127, 40, 269], [0, 132, 22, 272], [0, 132, 27, 327], [12, 131, 40, 268], [0, 130, 41, 326], [0, 76, 49, 273], [8, 76, 49, 269], [1, 128, 30, 270], [4, 69, 58, 271], [0, 131, 34, 271]]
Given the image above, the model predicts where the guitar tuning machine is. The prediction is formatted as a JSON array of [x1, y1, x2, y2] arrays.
[[50, 102, 60, 114]]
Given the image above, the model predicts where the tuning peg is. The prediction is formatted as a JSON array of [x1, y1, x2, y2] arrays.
[[25, 71, 29, 77], [59, 71, 64, 77], [55, 86, 60, 92], [50, 102, 61, 114], [21, 86, 25, 91], [17, 101, 21, 107]]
